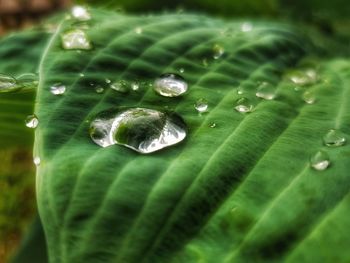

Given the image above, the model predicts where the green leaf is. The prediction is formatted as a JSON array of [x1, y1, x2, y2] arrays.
[[34, 9, 350, 263], [0, 30, 49, 148]]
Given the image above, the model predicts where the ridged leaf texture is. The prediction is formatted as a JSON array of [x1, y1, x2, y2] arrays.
[[23, 9, 350, 263]]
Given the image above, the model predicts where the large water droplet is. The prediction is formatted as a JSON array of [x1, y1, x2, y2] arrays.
[[255, 82, 276, 100], [89, 107, 187, 153], [194, 98, 208, 113], [302, 90, 316, 104], [110, 80, 129, 93], [61, 29, 92, 50], [71, 6, 91, 21], [0, 73, 18, 93], [286, 69, 318, 86], [310, 150, 330, 171], [154, 73, 188, 97], [323, 129, 346, 147], [213, 44, 224, 59], [25, 114, 39, 129], [234, 97, 254, 113], [50, 83, 66, 95]]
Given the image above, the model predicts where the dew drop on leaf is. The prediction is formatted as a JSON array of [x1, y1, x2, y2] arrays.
[[194, 98, 209, 113], [25, 114, 39, 129], [323, 129, 346, 147], [310, 150, 330, 171], [50, 83, 66, 95], [302, 90, 316, 104], [105, 78, 111, 84], [89, 107, 187, 154], [179, 68, 185, 73], [255, 82, 276, 100], [234, 97, 254, 113], [131, 81, 140, 91], [134, 27, 143, 34], [213, 44, 224, 59], [33, 156, 41, 166], [209, 123, 216, 128], [286, 68, 318, 86], [0, 73, 18, 93], [71, 6, 91, 21], [95, 86, 104, 94], [110, 80, 129, 93], [241, 22, 253, 32], [61, 29, 92, 50], [154, 73, 188, 97]]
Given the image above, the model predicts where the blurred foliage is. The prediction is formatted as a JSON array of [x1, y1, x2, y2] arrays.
[[0, 149, 36, 263]]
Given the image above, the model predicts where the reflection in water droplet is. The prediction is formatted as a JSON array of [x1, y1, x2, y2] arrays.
[[194, 98, 208, 113], [237, 86, 245, 95], [154, 73, 188, 97], [302, 90, 316, 104], [241, 22, 253, 32], [234, 97, 254, 113], [131, 81, 139, 91], [33, 156, 41, 166], [61, 29, 92, 50], [135, 27, 143, 34], [0, 73, 18, 93], [256, 82, 276, 100], [89, 107, 187, 153], [286, 69, 318, 86], [323, 129, 346, 147], [25, 114, 39, 129], [50, 83, 66, 95], [95, 86, 104, 94], [310, 150, 330, 171], [71, 6, 91, 21], [110, 80, 129, 93], [213, 44, 224, 59]]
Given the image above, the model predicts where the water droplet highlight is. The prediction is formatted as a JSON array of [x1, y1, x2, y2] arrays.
[[310, 150, 330, 171], [234, 97, 254, 113], [33, 156, 41, 166], [50, 83, 66, 95], [110, 80, 129, 93], [179, 68, 185, 73], [213, 44, 224, 59], [255, 82, 276, 100], [61, 29, 92, 50], [241, 22, 253, 32], [194, 98, 208, 113], [286, 69, 318, 86], [302, 90, 316, 104], [323, 129, 346, 147], [89, 107, 187, 153], [209, 123, 216, 128], [71, 6, 91, 21], [95, 86, 104, 94], [134, 27, 143, 34], [0, 73, 18, 93], [154, 73, 188, 97], [25, 114, 39, 129], [131, 81, 139, 91]]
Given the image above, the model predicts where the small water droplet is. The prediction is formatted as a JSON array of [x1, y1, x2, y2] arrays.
[[255, 82, 276, 100], [79, 73, 85, 77], [131, 81, 140, 91], [61, 29, 92, 50], [234, 97, 254, 113], [302, 90, 316, 104], [134, 27, 143, 34], [71, 6, 91, 21], [194, 98, 209, 113], [0, 73, 18, 93], [25, 114, 39, 129], [110, 80, 129, 93], [310, 150, 330, 171], [33, 156, 41, 166], [241, 22, 253, 32], [50, 83, 66, 95], [179, 68, 185, 73], [95, 86, 104, 94], [213, 44, 224, 59], [286, 69, 318, 86], [89, 107, 187, 153], [323, 129, 346, 147], [209, 123, 216, 128], [154, 73, 188, 97], [105, 78, 111, 84]]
